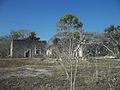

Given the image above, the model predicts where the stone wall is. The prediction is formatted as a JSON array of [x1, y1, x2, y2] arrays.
[[11, 40, 46, 58]]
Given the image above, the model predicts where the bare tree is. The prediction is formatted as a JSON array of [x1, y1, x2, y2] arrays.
[[54, 14, 83, 90], [103, 25, 120, 58], [9, 29, 31, 40]]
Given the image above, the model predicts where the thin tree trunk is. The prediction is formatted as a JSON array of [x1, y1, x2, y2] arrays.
[[70, 61, 73, 90], [68, 33, 73, 90], [95, 48, 98, 81], [73, 58, 79, 90]]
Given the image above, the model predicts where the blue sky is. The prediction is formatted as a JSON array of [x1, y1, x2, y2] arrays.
[[0, 0, 120, 40]]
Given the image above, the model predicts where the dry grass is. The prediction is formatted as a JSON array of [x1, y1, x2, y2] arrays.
[[0, 58, 120, 90]]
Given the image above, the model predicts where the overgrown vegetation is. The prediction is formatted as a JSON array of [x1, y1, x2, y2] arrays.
[[0, 13, 120, 90]]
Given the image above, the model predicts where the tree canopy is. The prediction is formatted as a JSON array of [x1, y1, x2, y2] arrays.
[[26, 32, 40, 41], [57, 14, 83, 31], [105, 25, 120, 42]]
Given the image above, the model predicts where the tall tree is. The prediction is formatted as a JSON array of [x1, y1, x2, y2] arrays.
[[55, 14, 83, 90], [57, 14, 83, 56]]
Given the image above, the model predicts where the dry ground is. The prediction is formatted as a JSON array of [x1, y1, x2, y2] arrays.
[[0, 58, 120, 90]]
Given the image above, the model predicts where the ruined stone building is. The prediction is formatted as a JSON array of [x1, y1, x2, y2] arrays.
[[10, 40, 47, 58]]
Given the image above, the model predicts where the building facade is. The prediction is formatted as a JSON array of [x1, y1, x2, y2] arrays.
[[10, 40, 47, 58]]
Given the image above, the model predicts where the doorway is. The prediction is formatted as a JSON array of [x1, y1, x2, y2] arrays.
[[24, 49, 31, 58]]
